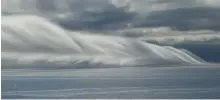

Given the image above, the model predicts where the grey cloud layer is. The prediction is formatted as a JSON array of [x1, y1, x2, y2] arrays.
[[136, 7, 220, 31], [2, 0, 220, 31]]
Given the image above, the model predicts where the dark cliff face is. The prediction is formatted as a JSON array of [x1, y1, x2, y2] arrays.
[[173, 43, 220, 63]]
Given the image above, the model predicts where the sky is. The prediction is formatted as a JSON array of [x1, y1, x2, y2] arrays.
[[2, 0, 220, 31], [1, 0, 220, 64]]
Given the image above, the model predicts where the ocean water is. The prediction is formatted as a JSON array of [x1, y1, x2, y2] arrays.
[[2, 64, 220, 99]]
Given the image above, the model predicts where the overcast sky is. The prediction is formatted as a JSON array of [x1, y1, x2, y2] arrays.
[[2, 0, 220, 31]]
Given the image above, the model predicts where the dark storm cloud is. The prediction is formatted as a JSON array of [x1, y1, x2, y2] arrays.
[[59, 7, 220, 31], [135, 7, 220, 31], [3, 0, 220, 31], [58, 4, 136, 30]]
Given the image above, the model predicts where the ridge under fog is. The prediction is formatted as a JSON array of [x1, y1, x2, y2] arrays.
[[1, 0, 220, 69]]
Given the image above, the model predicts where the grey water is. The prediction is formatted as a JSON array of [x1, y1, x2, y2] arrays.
[[2, 64, 220, 99]]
